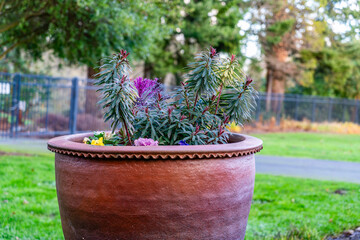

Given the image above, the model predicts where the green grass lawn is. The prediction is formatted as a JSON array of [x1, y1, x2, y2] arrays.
[[0, 154, 62, 239], [252, 132, 360, 162], [0, 152, 359, 240], [248, 175, 360, 240]]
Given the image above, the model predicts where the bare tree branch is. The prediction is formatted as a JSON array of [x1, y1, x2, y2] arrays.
[[0, 0, 5, 14], [0, 23, 49, 59], [0, 40, 25, 59]]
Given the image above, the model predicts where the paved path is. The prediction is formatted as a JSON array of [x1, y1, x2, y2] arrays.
[[0, 138, 49, 154], [1, 138, 360, 184], [256, 155, 360, 184]]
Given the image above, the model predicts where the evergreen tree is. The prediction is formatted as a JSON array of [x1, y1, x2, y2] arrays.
[[143, 0, 248, 84]]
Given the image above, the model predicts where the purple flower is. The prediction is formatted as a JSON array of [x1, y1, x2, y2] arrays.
[[133, 77, 161, 106], [179, 140, 189, 146], [134, 138, 159, 146]]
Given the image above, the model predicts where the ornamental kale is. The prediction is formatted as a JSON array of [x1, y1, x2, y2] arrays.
[[134, 138, 159, 146], [133, 77, 161, 107], [87, 47, 257, 146]]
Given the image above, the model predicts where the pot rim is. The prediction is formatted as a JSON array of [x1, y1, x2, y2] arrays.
[[48, 132, 262, 160]]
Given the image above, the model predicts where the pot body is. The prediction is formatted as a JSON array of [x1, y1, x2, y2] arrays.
[[55, 153, 255, 240]]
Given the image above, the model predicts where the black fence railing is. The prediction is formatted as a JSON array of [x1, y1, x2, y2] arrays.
[[255, 93, 359, 124], [0, 72, 359, 138]]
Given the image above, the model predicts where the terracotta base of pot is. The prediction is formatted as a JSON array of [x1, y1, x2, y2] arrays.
[[55, 154, 255, 240]]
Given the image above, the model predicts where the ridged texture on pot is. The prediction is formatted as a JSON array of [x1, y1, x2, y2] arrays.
[[49, 133, 262, 240], [56, 154, 255, 240]]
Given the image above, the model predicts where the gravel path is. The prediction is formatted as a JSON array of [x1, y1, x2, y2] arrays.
[[0, 138, 49, 154]]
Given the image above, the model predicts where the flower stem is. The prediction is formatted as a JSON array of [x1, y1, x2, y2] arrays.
[[193, 92, 199, 110], [123, 121, 133, 146], [185, 92, 190, 109], [215, 83, 223, 115]]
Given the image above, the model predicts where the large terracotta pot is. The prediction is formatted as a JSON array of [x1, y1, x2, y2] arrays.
[[48, 133, 262, 240]]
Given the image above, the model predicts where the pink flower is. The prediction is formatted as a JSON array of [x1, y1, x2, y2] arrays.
[[210, 46, 216, 57], [134, 138, 159, 146], [231, 54, 236, 63]]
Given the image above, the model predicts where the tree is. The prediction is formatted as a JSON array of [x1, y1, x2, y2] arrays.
[[293, 42, 360, 99], [0, 0, 164, 113], [291, 0, 360, 100], [249, 0, 327, 111], [143, 0, 248, 84], [0, 0, 163, 63]]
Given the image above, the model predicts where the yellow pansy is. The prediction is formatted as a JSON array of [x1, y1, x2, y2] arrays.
[[227, 122, 242, 133], [91, 137, 104, 146]]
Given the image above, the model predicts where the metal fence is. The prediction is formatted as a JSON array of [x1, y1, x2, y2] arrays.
[[0, 72, 359, 138], [0, 72, 107, 138]]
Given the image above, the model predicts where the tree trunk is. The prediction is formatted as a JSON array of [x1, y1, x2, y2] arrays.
[[144, 61, 153, 79], [85, 66, 100, 115], [265, 44, 287, 113], [265, 69, 273, 111], [264, 0, 290, 114]]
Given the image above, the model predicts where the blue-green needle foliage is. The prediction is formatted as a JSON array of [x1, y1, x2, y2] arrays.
[[94, 47, 257, 145], [186, 47, 220, 102], [94, 50, 137, 144]]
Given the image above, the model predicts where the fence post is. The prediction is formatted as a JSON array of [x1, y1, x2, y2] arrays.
[[355, 100, 359, 124], [294, 95, 299, 121], [328, 98, 333, 122], [69, 77, 79, 134], [255, 97, 261, 121], [311, 100, 316, 122], [45, 78, 50, 131], [10, 74, 21, 138], [276, 94, 282, 125], [342, 100, 347, 122]]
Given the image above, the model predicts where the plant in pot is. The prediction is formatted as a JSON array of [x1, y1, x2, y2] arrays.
[[48, 47, 263, 240]]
